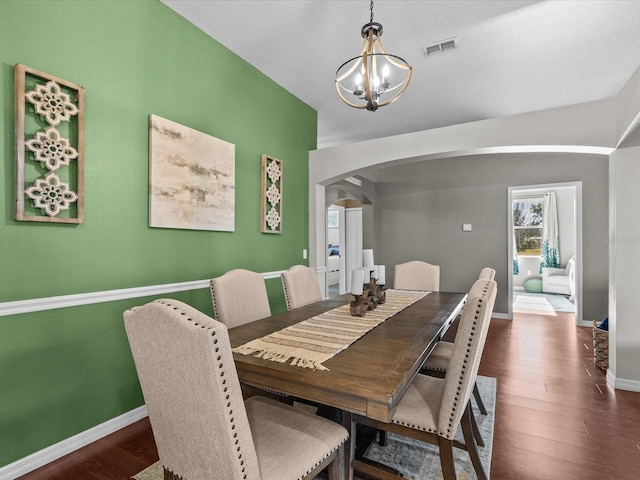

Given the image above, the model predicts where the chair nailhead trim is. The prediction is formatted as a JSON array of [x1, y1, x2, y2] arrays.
[[444, 278, 491, 437], [298, 433, 349, 480], [155, 299, 252, 479], [281, 273, 293, 311]]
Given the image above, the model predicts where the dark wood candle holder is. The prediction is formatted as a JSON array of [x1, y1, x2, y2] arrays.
[[350, 295, 366, 317], [377, 286, 386, 304], [367, 278, 379, 310]]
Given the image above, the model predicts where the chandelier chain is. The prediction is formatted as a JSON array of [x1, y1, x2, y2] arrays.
[[370, 0, 374, 24]]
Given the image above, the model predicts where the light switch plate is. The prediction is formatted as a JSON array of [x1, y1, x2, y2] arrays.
[[462, 224, 472, 232], [303, 249, 308, 259]]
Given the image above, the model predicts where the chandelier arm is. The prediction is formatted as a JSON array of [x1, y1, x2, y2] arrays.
[[336, 56, 363, 83], [375, 37, 409, 70], [363, 51, 372, 103], [372, 54, 380, 94], [382, 54, 412, 72], [386, 56, 412, 71], [376, 67, 413, 108]]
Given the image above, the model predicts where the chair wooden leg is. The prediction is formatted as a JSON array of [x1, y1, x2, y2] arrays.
[[460, 403, 488, 480], [438, 437, 457, 480], [473, 381, 487, 415], [327, 450, 341, 480], [469, 403, 485, 447], [341, 410, 356, 480]]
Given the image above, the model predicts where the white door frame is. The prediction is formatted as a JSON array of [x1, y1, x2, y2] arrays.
[[507, 182, 584, 325]]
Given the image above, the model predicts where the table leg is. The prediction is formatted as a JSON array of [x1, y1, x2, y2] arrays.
[[340, 410, 355, 480]]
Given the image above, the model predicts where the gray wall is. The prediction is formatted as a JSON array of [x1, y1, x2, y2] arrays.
[[373, 152, 608, 319]]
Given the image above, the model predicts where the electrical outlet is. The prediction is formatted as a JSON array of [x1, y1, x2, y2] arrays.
[[303, 249, 308, 259], [462, 224, 472, 232]]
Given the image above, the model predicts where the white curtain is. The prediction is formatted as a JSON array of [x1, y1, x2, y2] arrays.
[[540, 192, 560, 271]]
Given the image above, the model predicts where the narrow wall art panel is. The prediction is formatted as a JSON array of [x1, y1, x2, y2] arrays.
[[261, 154, 283, 234], [149, 115, 235, 231], [15, 64, 84, 223]]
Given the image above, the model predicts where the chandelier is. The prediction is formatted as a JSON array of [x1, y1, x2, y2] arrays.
[[335, 0, 413, 112]]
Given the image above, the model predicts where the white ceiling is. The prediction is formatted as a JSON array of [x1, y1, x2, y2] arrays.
[[162, 0, 640, 149]]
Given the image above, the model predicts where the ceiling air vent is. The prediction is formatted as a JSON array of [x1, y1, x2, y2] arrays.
[[423, 37, 457, 56]]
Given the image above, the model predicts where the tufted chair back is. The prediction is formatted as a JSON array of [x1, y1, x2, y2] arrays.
[[394, 260, 440, 291], [281, 265, 322, 310], [210, 269, 271, 328], [478, 267, 496, 280], [124, 299, 261, 480], [437, 278, 497, 439]]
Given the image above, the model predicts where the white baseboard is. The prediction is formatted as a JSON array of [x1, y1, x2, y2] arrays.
[[0, 406, 148, 480], [492, 312, 510, 320], [606, 369, 640, 392]]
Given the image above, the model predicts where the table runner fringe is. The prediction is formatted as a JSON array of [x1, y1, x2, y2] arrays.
[[290, 357, 329, 371]]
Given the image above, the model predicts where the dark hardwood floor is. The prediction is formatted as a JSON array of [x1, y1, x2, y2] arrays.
[[17, 311, 640, 480]]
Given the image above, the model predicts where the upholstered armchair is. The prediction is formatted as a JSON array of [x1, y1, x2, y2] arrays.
[[542, 256, 575, 298]]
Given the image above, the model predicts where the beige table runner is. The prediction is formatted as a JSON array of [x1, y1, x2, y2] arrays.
[[232, 289, 428, 371]]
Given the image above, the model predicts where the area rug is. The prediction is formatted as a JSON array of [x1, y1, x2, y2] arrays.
[[513, 291, 574, 315], [133, 375, 496, 480]]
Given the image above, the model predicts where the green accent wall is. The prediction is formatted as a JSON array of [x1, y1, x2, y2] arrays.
[[0, 0, 315, 466]]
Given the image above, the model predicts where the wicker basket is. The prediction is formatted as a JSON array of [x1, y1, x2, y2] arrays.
[[593, 320, 609, 370]]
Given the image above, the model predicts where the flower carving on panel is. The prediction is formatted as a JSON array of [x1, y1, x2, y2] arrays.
[[25, 172, 78, 217], [265, 207, 281, 231], [25, 127, 78, 171], [266, 183, 281, 206], [25, 80, 79, 126], [266, 159, 282, 182]]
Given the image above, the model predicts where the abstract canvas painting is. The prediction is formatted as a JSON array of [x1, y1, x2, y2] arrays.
[[149, 115, 235, 231]]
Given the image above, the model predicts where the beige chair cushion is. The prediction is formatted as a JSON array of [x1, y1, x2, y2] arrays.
[[281, 265, 322, 310], [210, 269, 271, 328], [422, 341, 453, 372], [394, 261, 440, 291], [391, 373, 444, 433], [246, 396, 348, 480]]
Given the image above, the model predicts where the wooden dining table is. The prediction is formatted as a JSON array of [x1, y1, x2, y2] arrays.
[[228, 290, 467, 480]]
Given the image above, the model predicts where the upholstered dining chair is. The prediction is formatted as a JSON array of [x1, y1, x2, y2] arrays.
[[394, 260, 440, 291], [352, 278, 497, 480], [210, 269, 271, 328], [124, 299, 348, 480], [210, 268, 290, 400], [420, 268, 497, 447], [422, 267, 496, 428], [281, 264, 322, 310]]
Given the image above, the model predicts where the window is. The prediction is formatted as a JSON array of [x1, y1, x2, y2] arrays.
[[513, 198, 543, 256], [327, 210, 339, 228]]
